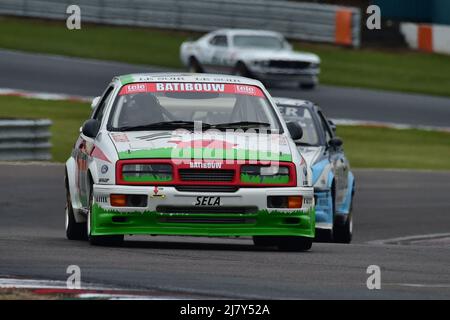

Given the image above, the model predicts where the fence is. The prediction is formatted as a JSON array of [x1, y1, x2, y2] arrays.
[[0, 0, 361, 47], [0, 119, 52, 161]]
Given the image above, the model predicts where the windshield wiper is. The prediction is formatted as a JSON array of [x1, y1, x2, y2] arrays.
[[118, 121, 211, 132], [212, 121, 271, 129]]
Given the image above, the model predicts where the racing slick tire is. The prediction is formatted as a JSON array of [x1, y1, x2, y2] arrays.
[[333, 203, 353, 244], [314, 182, 336, 243], [233, 62, 251, 78], [277, 236, 313, 252], [252, 236, 279, 247], [87, 182, 124, 246], [188, 57, 204, 73], [65, 174, 87, 240]]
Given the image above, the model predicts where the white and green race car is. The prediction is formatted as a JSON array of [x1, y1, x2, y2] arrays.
[[65, 73, 315, 250]]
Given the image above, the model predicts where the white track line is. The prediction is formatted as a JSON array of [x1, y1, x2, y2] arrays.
[[368, 233, 450, 245]]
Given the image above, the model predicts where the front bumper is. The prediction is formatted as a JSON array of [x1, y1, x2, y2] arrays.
[[91, 185, 315, 237], [249, 67, 320, 84]]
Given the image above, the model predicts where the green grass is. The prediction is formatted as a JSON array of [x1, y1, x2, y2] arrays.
[[337, 126, 450, 170], [0, 95, 91, 162], [1, 16, 450, 96], [1, 95, 449, 170]]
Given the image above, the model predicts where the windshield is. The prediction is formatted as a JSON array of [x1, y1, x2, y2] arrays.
[[233, 35, 285, 50], [277, 105, 320, 146], [108, 82, 282, 132]]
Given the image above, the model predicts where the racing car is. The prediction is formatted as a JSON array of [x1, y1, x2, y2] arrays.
[[65, 73, 316, 251], [180, 29, 321, 89], [275, 98, 355, 243]]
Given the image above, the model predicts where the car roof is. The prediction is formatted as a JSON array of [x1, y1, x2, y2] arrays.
[[213, 29, 284, 38], [273, 97, 317, 110], [114, 73, 264, 87]]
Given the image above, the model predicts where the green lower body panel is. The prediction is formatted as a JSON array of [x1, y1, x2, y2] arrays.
[[91, 204, 315, 238]]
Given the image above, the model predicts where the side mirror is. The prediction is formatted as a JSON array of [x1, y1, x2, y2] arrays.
[[328, 137, 343, 148], [286, 121, 303, 141], [82, 119, 100, 139], [91, 96, 101, 110], [328, 119, 337, 132]]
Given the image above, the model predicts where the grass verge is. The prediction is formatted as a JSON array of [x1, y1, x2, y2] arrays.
[[1, 95, 449, 170], [1, 16, 450, 97]]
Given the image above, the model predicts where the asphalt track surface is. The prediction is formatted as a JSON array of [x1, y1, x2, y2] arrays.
[[1, 49, 450, 128], [1, 164, 449, 299]]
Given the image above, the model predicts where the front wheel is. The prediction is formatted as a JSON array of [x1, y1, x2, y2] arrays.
[[253, 236, 278, 247], [277, 236, 313, 252], [87, 183, 124, 246], [188, 57, 203, 73], [333, 209, 353, 244], [65, 176, 87, 240]]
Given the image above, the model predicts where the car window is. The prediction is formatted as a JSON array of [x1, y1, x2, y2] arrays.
[[93, 86, 114, 122], [317, 111, 333, 142], [108, 82, 282, 132], [277, 105, 320, 145], [233, 35, 284, 49], [209, 35, 228, 47]]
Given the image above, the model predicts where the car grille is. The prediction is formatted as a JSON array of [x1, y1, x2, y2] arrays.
[[178, 169, 235, 182], [158, 217, 256, 224], [175, 185, 239, 193], [268, 60, 311, 69], [156, 206, 258, 214]]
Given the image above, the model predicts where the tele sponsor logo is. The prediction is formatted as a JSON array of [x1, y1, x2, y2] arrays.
[[235, 85, 256, 95], [126, 84, 147, 93]]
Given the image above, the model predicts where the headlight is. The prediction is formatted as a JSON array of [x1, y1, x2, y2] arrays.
[[122, 164, 172, 183], [240, 165, 290, 184], [252, 60, 268, 66]]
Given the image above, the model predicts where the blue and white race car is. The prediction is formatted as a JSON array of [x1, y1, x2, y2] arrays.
[[275, 98, 355, 243]]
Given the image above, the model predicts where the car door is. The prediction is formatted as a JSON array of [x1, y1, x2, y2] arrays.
[[201, 34, 230, 73], [76, 85, 114, 208], [317, 110, 348, 209]]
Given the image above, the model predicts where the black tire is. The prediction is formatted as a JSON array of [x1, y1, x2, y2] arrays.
[[252, 236, 278, 247], [299, 83, 316, 90], [314, 228, 333, 243], [188, 57, 203, 73], [87, 180, 124, 246], [277, 236, 313, 252], [65, 174, 87, 240], [233, 62, 251, 78], [333, 203, 353, 244], [314, 182, 336, 243]]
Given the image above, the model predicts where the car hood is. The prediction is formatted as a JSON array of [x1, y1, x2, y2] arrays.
[[109, 130, 294, 162], [238, 48, 320, 63]]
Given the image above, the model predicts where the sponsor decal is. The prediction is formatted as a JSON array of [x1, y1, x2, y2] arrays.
[[151, 186, 166, 198], [90, 146, 111, 163], [111, 133, 129, 143], [194, 196, 221, 206], [119, 83, 264, 97], [125, 83, 147, 94], [189, 162, 223, 169]]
